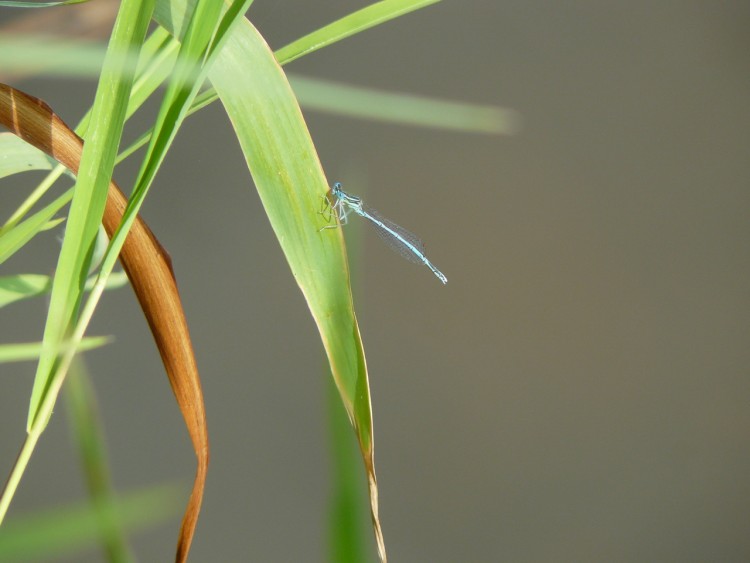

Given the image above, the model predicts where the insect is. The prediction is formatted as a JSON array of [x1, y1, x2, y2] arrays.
[[320, 182, 447, 284]]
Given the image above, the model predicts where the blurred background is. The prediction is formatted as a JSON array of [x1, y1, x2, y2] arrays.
[[1, 2, 749, 561]]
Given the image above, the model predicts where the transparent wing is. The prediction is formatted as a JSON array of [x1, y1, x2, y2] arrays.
[[360, 203, 428, 265]]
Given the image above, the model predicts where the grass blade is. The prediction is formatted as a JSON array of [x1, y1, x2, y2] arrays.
[[73, 1, 254, 559], [0, 0, 87, 7], [0, 337, 110, 363], [289, 74, 521, 134], [25, 0, 155, 431], [0, 272, 128, 309], [64, 359, 134, 561], [203, 16, 385, 562], [0, 0, 155, 534], [0, 482, 183, 561], [0, 133, 59, 177], [275, 0, 441, 65], [327, 375, 370, 563], [0, 190, 70, 264]]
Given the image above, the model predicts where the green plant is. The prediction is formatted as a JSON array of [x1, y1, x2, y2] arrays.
[[0, 1, 515, 560]]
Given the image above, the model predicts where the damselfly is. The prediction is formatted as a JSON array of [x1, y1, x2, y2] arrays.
[[320, 182, 447, 284]]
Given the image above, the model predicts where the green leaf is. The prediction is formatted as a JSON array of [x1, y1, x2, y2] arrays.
[[0, 482, 183, 561], [0, 272, 128, 309], [0, 337, 111, 363], [99, 0, 251, 274], [207, 6, 369, 445], [0, 189, 71, 265], [0, 36, 131, 78], [0, 133, 61, 177], [327, 375, 369, 563], [0, 0, 88, 7], [0, 27, 179, 237], [199, 9, 385, 558], [289, 74, 521, 134], [0, 274, 50, 306], [275, 0, 441, 65], [60, 3, 255, 559], [64, 360, 133, 561], [26, 0, 155, 431]]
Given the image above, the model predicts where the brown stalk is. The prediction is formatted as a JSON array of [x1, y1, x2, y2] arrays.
[[0, 83, 208, 563]]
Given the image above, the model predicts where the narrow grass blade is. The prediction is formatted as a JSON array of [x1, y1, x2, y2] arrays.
[[65, 359, 134, 561], [275, 0, 441, 65], [0, 482, 183, 562], [0, 272, 128, 309], [0, 189, 71, 265], [327, 375, 369, 563], [88, 1, 254, 559], [290, 74, 521, 135], [26, 0, 155, 431], [0, 274, 51, 307], [0, 337, 110, 363], [0, 133, 59, 177], [0, 0, 155, 536], [0, 36, 140, 78], [1, 27, 178, 235], [0, 80, 206, 561], [0, 0, 88, 7]]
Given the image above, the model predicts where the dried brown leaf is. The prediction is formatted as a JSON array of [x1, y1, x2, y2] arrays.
[[0, 83, 208, 563]]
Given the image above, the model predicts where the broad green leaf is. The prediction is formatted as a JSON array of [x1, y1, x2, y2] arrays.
[[207, 17, 364, 445], [157, 2, 450, 560], [201, 14, 384, 560]]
